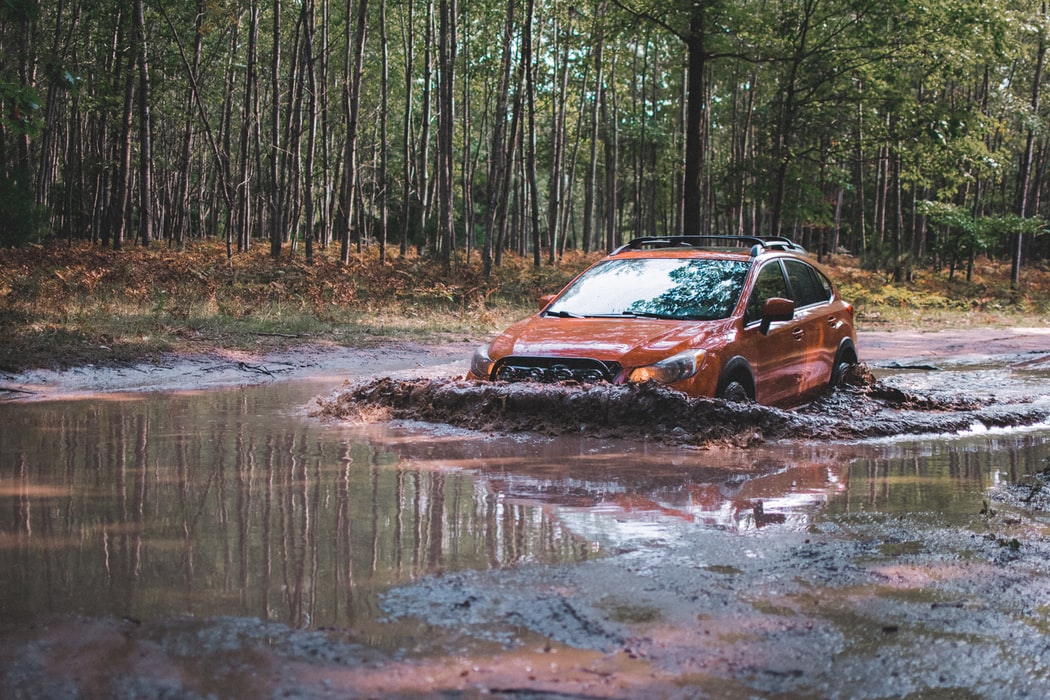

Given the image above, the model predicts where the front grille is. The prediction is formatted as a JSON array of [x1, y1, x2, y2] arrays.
[[492, 356, 622, 384]]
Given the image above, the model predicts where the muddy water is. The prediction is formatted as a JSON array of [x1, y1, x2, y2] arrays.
[[2, 373, 1049, 646], [0, 382, 596, 635]]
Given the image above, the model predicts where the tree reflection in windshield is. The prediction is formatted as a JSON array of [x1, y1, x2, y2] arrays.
[[548, 258, 749, 320]]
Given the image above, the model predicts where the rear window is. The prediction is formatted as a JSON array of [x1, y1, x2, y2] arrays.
[[784, 259, 832, 307]]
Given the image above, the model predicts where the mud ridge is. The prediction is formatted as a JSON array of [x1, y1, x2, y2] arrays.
[[315, 365, 1050, 446]]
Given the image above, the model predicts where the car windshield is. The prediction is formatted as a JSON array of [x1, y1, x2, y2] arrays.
[[545, 257, 750, 320]]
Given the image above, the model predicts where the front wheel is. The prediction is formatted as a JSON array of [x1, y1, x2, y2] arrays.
[[719, 380, 752, 403]]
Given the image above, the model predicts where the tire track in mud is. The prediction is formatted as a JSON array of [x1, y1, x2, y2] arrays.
[[315, 365, 1050, 446]]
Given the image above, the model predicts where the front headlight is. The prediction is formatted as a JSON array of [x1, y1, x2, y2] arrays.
[[469, 344, 494, 379], [628, 349, 707, 385]]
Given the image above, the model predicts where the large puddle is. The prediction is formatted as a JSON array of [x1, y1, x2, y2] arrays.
[[3, 367, 1050, 647]]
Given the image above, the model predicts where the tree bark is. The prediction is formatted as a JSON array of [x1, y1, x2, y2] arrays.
[[340, 0, 369, 264], [682, 6, 708, 238], [1012, 0, 1046, 287], [436, 0, 456, 269], [523, 0, 542, 267], [133, 0, 153, 247], [482, 0, 515, 276]]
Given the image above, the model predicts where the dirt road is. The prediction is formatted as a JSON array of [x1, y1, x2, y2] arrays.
[[0, 326, 1046, 400]]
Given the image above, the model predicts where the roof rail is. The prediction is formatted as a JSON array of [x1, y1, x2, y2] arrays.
[[612, 235, 807, 256]]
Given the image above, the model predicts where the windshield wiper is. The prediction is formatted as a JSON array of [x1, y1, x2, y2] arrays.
[[545, 309, 584, 318], [620, 310, 680, 320]]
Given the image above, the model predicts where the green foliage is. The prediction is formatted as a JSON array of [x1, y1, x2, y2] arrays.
[[919, 201, 1048, 261], [0, 81, 43, 137], [3, 0, 1050, 286], [0, 173, 46, 247], [0, 0, 39, 22]]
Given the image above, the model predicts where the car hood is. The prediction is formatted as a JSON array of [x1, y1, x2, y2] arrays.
[[488, 316, 728, 365]]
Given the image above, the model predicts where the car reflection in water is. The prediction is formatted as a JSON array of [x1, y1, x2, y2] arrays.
[[388, 425, 853, 540], [0, 386, 851, 635]]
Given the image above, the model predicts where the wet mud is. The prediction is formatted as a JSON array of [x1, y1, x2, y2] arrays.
[[315, 362, 1050, 447], [4, 330, 1050, 699]]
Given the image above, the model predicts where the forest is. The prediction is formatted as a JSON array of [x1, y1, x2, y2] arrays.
[[1, 0, 1049, 285]]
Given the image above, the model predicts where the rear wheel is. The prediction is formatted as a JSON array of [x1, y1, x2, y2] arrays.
[[830, 346, 858, 389]]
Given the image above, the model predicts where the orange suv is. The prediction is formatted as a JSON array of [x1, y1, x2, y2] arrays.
[[468, 236, 859, 408]]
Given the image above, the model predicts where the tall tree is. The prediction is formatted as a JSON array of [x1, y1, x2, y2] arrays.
[[132, 0, 153, 247], [482, 0, 516, 276], [1012, 0, 1047, 286], [269, 0, 285, 257], [436, 0, 457, 268], [340, 0, 369, 263]]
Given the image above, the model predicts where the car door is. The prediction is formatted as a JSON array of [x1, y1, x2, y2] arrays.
[[741, 260, 807, 405], [782, 259, 836, 394]]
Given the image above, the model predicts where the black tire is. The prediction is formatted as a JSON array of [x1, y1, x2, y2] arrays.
[[830, 354, 856, 389], [719, 379, 752, 403]]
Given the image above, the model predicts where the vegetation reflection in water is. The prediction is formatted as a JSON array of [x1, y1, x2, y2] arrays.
[[826, 431, 1050, 519], [2, 384, 1049, 634], [0, 387, 593, 629]]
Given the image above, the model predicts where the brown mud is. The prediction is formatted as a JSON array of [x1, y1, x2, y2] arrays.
[[315, 363, 1049, 447], [3, 327, 1050, 699]]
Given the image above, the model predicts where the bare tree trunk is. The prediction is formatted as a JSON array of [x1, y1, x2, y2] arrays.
[[237, 1, 259, 253], [174, 1, 204, 249], [436, 0, 456, 269], [114, 47, 135, 251], [494, 54, 524, 269], [399, 0, 415, 256], [852, 82, 866, 252], [318, 0, 333, 249], [418, 0, 435, 253], [601, 55, 619, 251], [302, 0, 318, 264], [682, 5, 709, 238], [340, 0, 369, 263], [583, 4, 604, 253], [545, 12, 568, 264], [1012, 0, 1046, 287], [284, 17, 304, 253], [523, 0, 541, 267], [133, 0, 153, 247], [460, 10, 477, 263], [482, 0, 515, 276], [561, 32, 588, 253], [270, 0, 284, 257], [378, 0, 389, 262]]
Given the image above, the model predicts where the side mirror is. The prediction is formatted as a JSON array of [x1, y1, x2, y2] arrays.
[[760, 297, 795, 335], [539, 294, 557, 311]]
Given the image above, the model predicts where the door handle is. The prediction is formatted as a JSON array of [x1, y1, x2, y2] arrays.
[[793, 328, 804, 340]]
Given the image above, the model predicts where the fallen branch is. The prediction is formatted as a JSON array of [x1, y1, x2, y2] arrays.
[[0, 386, 37, 396]]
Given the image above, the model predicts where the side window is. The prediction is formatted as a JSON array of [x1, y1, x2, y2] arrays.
[[784, 259, 830, 308], [814, 268, 834, 299], [745, 262, 790, 324]]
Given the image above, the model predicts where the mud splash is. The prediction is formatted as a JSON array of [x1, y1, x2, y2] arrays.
[[315, 365, 1049, 446]]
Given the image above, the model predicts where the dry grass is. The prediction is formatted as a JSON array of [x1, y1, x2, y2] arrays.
[[0, 241, 596, 371], [1, 240, 1047, 372]]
